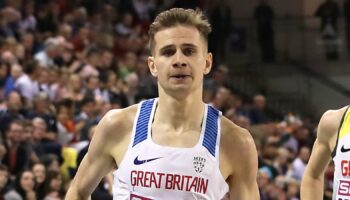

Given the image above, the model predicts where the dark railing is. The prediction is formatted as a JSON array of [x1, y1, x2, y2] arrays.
[[289, 61, 350, 96]]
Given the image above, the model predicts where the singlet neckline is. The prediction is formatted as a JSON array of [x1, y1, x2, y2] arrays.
[[146, 98, 208, 151]]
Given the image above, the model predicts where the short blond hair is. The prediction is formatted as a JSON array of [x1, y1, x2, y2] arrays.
[[148, 8, 211, 54]]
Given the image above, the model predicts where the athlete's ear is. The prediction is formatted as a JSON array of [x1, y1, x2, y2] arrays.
[[148, 56, 157, 77], [204, 52, 213, 75]]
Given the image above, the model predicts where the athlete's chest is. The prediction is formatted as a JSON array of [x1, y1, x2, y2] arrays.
[[119, 142, 216, 194], [112, 99, 230, 199], [151, 130, 202, 148], [125, 141, 214, 171]]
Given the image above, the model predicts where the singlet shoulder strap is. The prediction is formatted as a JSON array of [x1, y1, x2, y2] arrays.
[[331, 106, 350, 158], [132, 99, 156, 147], [202, 105, 221, 157]]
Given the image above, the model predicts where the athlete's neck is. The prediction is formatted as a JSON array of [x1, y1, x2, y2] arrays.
[[154, 93, 205, 132]]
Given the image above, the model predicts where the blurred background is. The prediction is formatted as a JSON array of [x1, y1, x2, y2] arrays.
[[0, 0, 347, 199]]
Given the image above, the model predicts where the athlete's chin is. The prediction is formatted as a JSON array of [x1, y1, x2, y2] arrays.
[[165, 86, 192, 98], [167, 82, 192, 90], [169, 87, 191, 94]]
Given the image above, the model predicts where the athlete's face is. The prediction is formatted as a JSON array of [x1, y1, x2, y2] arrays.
[[148, 25, 212, 96]]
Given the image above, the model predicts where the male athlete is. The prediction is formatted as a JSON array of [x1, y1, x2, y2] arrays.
[[301, 106, 349, 200], [66, 8, 259, 200]]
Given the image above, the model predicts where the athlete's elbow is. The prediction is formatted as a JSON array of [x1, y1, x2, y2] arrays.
[[65, 186, 91, 200], [301, 173, 323, 187]]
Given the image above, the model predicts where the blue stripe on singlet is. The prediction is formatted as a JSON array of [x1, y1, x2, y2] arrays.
[[133, 99, 155, 147], [202, 106, 219, 157]]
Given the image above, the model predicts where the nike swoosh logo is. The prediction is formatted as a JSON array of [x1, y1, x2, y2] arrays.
[[133, 156, 162, 165], [341, 145, 350, 153]]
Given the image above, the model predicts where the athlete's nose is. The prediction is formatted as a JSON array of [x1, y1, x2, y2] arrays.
[[173, 51, 187, 67]]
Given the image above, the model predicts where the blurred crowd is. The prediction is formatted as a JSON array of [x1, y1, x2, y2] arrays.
[[0, 0, 329, 199]]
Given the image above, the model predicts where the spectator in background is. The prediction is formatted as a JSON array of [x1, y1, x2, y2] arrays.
[[27, 92, 57, 136], [4, 169, 36, 200], [0, 60, 10, 99], [56, 101, 75, 145], [35, 3, 59, 40], [286, 179, 300, 200], [3, 120, 37, 175], [37, 68, 51, 95], [344, 0, 350, 53], [19, 1, 36, 33], [70, 46, 100, 79], [204, 64, 229, 92], [136, 56, 158, 99], [209, 0, 232, 61], [34, 38, 61, 68], [98, 49, 115, 84], [69, 25, 91, 53], [315, 0, 340, 60], [118, 51, 137, 80], [12, 62, 39, 104], [291, 146, 310, 181], [254, 0, 275, 63], [31, 117, 61, 160], [115, 12, 135, 37], [40, 154, 61, 174], [210, 85, 231, 112], [257, 170, 270, 200], [83, 76, 101, 100], [0, 91, 23, 140], [273, 147, 292, 176], [19, 31, 38, 61], [0, 164, 9, 199], [32, 162, 46, 200], [123, 72, 139, 105], [250, 94, 269, 124], [132, 0, 156, 22], [49, 68, 71, 103], [105, 72, 128, 108], [0, 7, 21, 40], [64, 74, 84, 107], [74, 97, 98, 141], [43, 170, 65, 200], [315, 0, 339, 33], [1, 51, 17, 66], [259, 143, 279, 180]]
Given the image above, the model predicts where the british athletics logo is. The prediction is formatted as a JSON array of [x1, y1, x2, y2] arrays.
[[193, 156, 206, 173]]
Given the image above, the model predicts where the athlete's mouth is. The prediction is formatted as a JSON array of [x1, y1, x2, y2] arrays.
[[171, 75, 189, 78]]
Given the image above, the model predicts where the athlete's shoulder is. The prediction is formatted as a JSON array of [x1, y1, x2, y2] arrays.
[[103, 104, 139, 124], [220, 116, 258, 176], [220, 116, 255, 149], [321, 106, 348, 123], [317, 106, 348, 140], [96, 104, 139, 139]]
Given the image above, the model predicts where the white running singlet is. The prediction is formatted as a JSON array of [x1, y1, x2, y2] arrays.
[[112, 98, 229, 199], [332, 106, 350, 200]]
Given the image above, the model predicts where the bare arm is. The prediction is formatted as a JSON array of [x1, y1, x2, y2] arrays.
[[228, 129, 260, 200], [300, 138, 331, 200], [65, 111, 118, 200], [301, 108, 345, 200]]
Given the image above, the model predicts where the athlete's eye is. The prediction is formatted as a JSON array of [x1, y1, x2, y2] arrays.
[[183, 48, 196, 56], [161, 49, 175, 57]]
